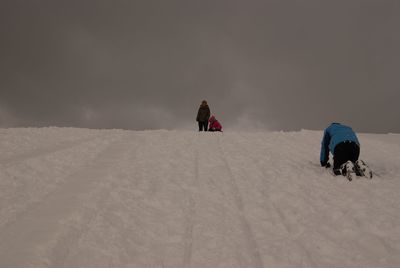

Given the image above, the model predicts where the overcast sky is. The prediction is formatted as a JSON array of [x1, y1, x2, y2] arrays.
[[1, 0, 399, 133]]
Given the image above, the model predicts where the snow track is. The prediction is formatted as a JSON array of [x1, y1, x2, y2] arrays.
[[0, 128, 399, 268], [0, 131, 130, 267]]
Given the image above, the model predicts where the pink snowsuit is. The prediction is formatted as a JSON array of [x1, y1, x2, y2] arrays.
[[208, 116, 222, 131]]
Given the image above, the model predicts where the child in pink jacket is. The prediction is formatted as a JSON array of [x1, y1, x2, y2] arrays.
[[208, 115, 223, 132]]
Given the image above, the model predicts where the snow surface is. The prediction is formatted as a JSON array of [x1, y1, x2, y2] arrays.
[[0, 127, 400, 268]]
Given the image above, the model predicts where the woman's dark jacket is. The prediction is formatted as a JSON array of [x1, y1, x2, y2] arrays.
[[196, 105, 210, 122]]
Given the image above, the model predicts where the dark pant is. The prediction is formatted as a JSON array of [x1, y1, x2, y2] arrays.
[[198, 121, 208, 131], [333, 141, 360, 170]]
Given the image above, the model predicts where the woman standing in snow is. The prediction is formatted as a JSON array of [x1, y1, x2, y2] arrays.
[[196, 100, 210, 131]]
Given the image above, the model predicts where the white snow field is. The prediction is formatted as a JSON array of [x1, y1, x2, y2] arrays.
[[0, 128, 400, 268]]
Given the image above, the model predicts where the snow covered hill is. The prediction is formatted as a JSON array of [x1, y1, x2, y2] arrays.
[[0, 128, 399, 268]]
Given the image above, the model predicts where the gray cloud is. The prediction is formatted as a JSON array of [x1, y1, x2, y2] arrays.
[[1, 0, 399, 133]]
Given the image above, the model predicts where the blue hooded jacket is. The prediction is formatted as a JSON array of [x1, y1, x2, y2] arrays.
[[320, 123, 360, 166]]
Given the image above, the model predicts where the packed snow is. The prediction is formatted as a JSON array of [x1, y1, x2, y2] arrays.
[[0, 127, 399, 268]]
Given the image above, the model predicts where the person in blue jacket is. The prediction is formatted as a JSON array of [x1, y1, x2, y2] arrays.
[[320, 123, 360, 175]]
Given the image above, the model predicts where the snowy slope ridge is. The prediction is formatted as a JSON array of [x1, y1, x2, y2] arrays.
[[0, 128, 399, 268]]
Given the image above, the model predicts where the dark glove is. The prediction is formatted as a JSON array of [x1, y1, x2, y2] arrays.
[[321, 161, 330, 168], [325, 162, 331, 168]]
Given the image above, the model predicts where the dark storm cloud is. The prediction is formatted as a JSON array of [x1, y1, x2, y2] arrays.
[[1, 0, 399, 132]]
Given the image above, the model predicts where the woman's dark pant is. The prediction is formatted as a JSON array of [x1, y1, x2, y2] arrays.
[[198, 121, 208, 131], [333, 141, 360, 170]]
